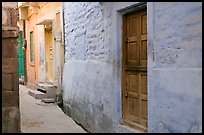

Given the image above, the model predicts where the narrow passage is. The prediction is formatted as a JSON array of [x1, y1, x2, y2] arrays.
[[19, 84, 86, 133]]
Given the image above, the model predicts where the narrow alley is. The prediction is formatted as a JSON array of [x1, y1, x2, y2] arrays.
[[19, 84, 86, 133], [2, 2, 202, 133]]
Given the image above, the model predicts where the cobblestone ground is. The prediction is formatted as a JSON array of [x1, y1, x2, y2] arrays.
[[19, 84, 86, 133]]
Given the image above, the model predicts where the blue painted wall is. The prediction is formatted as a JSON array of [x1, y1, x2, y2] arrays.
[[147, 2, 202, 133], [62, 2, 202, 133]]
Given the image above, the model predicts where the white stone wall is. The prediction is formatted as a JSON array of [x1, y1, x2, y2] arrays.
[[64, 2, 111, 61], [63, 2, 115, 133]]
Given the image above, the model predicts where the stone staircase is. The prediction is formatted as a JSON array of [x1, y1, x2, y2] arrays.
[[28, 82, 57, 103]]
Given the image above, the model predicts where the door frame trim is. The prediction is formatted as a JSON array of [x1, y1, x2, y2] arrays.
[[119, 2, 147, 131]]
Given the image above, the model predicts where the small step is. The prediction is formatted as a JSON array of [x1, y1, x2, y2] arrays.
[[37, 82, 57, 100], [37, 82, 56, 89], [41, 98, 56, 103], [19, 78, 25, 85], [37, 88, 46, 93], [28, 90, 46, 99]]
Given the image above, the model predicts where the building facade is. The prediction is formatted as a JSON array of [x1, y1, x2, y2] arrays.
[[62, 2, 202, 133], [17, 2, 64, 100]]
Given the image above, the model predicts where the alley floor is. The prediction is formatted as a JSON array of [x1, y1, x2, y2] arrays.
[[19, 84, 86, 133]]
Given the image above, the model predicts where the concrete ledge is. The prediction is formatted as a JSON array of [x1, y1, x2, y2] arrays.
[[37, 82, 57, 100], [41, 98, 55, 103], [28, 90, 46, 99]]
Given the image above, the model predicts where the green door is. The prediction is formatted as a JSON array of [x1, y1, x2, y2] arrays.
[[18, 35, 24, 77]]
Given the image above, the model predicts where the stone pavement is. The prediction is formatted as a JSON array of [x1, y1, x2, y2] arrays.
[[19, 84, 86, 133]]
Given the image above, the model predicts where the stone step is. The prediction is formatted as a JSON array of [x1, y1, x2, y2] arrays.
[[41, 98, 56, 103], [19, 78, 25, 85], [37, 82, 56, 90], [37, 88, 46, 93], [28, 90, 46, 99], [37, 82, 57, 100]]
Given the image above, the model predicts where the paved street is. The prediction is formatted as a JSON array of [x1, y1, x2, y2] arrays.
[[19, 84, 86, 133]]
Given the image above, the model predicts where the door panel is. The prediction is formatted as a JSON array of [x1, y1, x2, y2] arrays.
[[127, 42, 139, 65], [122, 8, 147, 131], [140, 11, 147, 67], [18, 35, 24, 76], [45, 29, 53, 82]]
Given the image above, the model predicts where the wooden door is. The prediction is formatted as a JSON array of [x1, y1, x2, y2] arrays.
[[18, 35, 25, 77], [122, 8, 147, 131], [45, 28, 53, 82]]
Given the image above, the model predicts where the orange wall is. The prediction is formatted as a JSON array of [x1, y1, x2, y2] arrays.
[[25, 13, 40, 89], [20, 2, 62, 89]]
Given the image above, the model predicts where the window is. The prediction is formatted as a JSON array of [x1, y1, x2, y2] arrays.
[[30, 31, 34, 63]]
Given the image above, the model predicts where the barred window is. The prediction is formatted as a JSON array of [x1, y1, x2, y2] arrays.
[[30, 31, 34, 63]]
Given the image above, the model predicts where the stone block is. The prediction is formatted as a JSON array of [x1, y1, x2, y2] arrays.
[[2, 107, 21, 133], [2, 73, 13, 91], [28, 90, 46, 99]]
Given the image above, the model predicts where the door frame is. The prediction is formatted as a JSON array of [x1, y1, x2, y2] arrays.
[[120, 3, 147, 132]]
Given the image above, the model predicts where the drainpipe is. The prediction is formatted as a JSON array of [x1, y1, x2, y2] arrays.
[[22, 20, 27, 86]]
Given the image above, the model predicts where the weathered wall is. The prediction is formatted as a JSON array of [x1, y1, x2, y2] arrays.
[[2, 2, 21, 133], [62, 2, 144, 133], [63, 2, 115, 132], [18, 2, 63, 89], [63, 2, 202, 133], [147, 2, 202, 133], [37, 2, 63, 85], [25, 13, 39, 89]]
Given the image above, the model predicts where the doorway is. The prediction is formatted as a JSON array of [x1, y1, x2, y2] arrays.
[[45, 28, 53, 82], [18, 34, 25, 77], [122, 8, 147, 131]]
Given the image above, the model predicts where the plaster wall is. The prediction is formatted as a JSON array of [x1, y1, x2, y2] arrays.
[[62, 2, 202, 133], [37, 2, 63, 85], [62, 2, 145, 133], [147, 2, 202, 133], [25, 13, 39, 89], [19, 2, 63, 87]]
